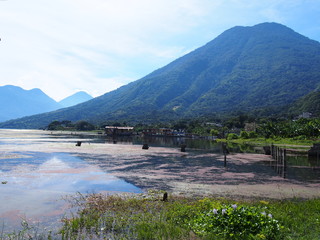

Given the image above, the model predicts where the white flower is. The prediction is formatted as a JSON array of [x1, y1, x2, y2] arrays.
[[231, 204, 237, 210], [222, 209, 226, 215], [261, 212, 266, 216], [268, 214, 273, 218], [213, 209, 218, 214]]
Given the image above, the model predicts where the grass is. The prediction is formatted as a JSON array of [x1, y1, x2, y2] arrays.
[[3, 191, 317, 240], [217, 137, 319, 150]]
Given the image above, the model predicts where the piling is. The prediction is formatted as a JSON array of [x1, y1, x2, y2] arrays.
[[222, 143, 228, 167], [142, 144, 149, 150], [180, 144, 186, 152], [270, 145, 287, 178]]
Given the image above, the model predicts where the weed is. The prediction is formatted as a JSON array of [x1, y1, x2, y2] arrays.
[[2, 193, 320, 239]]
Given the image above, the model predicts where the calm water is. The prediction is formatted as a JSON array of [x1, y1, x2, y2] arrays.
[[0, 130, 319, 232], [0, 131, 142, 231]]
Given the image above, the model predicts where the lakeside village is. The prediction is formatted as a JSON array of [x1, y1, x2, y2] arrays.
[[48, 119, 256, 139], [47, 111, 320, 142]]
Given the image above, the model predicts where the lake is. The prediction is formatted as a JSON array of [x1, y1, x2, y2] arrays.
[[0, 129, 319, 232]]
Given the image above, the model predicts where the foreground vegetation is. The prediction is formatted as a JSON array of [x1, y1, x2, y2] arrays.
[[2, 192, 320, 240]]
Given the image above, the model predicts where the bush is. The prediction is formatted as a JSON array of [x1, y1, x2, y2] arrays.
[[190, 204, 282, 239], [227, 133, 239, 140], [248, 131, 258, 138], [240, 131, 249, 139], [74, 121, 95, 131], [210, 129, 219, 136]]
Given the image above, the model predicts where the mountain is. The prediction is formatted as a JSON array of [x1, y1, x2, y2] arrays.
[[288, 90, 320, 117], [0, 85, 62, 122], [1, 22, 320, 129], [59, 91, 93, 108]]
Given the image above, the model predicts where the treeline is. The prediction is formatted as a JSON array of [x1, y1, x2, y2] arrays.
[[47, 120, 95, 131], [46, 116, 320, 140], [257, 118, 320, 139]]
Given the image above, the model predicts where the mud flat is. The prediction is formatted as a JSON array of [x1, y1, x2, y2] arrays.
[[1, 129, 319, 200]]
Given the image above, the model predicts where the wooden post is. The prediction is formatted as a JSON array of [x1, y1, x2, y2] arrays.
[[276, 147, 280, 174], [180, 144, 186, 152], [222, 143, 228, 167], [142, 144, 149, 150], [162, 192, 168, 201], [282, 149, 287, 178]]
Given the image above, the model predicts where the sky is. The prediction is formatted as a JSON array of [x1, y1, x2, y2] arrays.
[[0, 0, 320, 101]]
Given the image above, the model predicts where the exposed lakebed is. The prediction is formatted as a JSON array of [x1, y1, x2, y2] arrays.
[[0, 129, 319, 231]]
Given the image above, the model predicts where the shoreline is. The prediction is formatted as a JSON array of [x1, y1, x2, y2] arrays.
[[1, 129, 319, 200]]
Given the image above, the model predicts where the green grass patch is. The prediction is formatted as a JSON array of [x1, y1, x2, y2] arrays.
[[217, 137, 317, 149], [57, 193, 320, 240], [2, 192, 319, 239]]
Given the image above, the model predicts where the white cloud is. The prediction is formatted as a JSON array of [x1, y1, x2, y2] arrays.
[[0, 0, 319, 101]]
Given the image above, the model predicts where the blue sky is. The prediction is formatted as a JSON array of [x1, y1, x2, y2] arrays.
[[0, 0, 320, 101]]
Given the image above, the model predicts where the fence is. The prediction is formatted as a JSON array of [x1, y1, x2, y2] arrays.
[[270, 144, 287, 178]]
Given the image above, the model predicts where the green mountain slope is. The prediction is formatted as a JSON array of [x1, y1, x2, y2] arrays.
[[288, 91, 320, 117], [1, 22, 320, 129]]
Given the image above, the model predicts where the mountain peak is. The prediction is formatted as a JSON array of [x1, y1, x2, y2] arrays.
[[0, 85, 61, 122], [59, 91, 93, 108], [1, 22, 320, 128]]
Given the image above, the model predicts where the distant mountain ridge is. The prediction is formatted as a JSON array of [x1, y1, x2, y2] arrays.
[[1, 22, 320, 129], [0, 86, 93, 122], [59, 91, 93, 108], [0, 85, 61, 122]]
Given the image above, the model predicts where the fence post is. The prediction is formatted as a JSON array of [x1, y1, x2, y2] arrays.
[[222, 143, 228, 167], [282, 149, 286, 178]]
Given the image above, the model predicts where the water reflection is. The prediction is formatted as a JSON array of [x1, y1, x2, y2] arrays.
[[268, 154, 320, 182], [0, 152, 141, 230]]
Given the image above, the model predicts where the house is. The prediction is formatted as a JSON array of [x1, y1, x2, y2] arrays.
[[105, 126, 134, 136], [244, 122, 258, 132], [142, 128, 186, 137], [298, 112, 312, 119]]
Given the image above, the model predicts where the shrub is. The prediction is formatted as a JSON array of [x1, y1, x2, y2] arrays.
[[248, 131, 258, 138], [240, 131, 249, 139], [190, 204, 282, 239], [227, 133, 239, 140]]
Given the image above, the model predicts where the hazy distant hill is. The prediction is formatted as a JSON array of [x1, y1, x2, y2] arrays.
[[0, 85, 62, 122], [59, 91, 93, 108], [1, 22, 320, 129]]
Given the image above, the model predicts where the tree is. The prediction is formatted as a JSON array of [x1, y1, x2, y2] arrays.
[[227, 133, 239, 140], [240, 131, 249, 139], [74, 121, 95, 131], [210, 129, 219, 136], [47, 121, 63, 130]]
